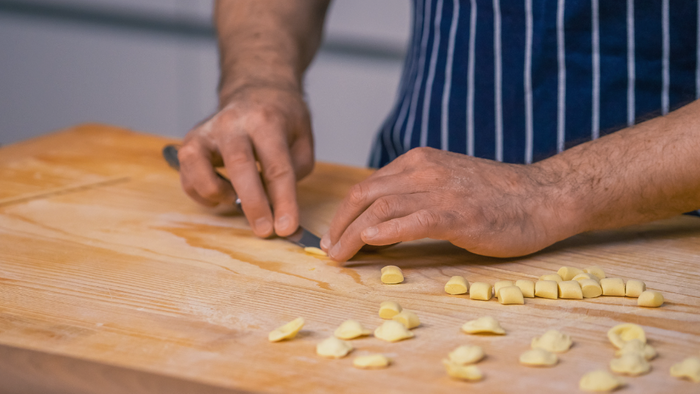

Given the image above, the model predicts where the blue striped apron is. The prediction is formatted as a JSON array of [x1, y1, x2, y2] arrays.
[[370, 0, 698, 167]]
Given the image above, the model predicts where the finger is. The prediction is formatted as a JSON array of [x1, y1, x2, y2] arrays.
[[220, 135, 274, 238], [178, 144, 236, 206], [180, 183, 217, 207], [289, 133, 314, 180], [320, 233, 331, 253], [361, 209, 450, 246], [327, 170, 420, 247], [328, 193, 426, 262], [326, 147, 442, 249], [254, 135, 299, 237]]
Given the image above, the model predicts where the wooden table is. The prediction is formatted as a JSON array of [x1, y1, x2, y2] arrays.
[[1, 124, 699, 393]]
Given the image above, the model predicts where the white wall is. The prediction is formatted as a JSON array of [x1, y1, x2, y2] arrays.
[[0, 0, 410, 167]]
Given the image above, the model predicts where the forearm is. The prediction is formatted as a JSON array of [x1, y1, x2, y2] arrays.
[[214, 0, 330, 104], [540, 100, 700, 238]]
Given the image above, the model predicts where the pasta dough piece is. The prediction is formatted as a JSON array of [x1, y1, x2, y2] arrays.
[[600, 278, 625, 296], [558, 280, 583, 299], [625, 279, 646, 297], [610, 353, 651, 376], [498, 286, 524, 305], [334, 319, 371, 340], [445, 276, 469, 295], [469, 282, 492, 301], [442, 359, 483, 381], [304, 246, 327, 256], [392, 310, 421, 329], [539, 273, 563, 283], [557, 266, 583, 281], [316, 336, 353, 358], [580, 279, 603, 298], [519, 348, 558, 367], [535, 280, 559, 299], [531, 330, 573, 353], [573, 273, 599, 283], [494, 280, 514, 299], [607, 323, 646, 349], [670, 356, 700, 383], [381, 265, 404, 284], [461, 316, 506, 335], [374, 320, 415, 342], [579, 370, 625, 392], [448, 345, 485, 365], [515, 279, 535, 298], [378, 301, 402, 319], [353, 354, 390, 369], [268, 317, 305, 342], [583, 266, 606, 280], [638, 290, 664, 307], [615, 339, 657, 360]]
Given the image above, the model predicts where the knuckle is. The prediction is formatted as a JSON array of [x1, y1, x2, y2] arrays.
[[177, 145, 200, 164], [181, 183, 197, 197], [259, 105, 284, 123], [214, 107, 239, 127], [384, 219, 402, 237], [371, 197, 396, 220], [247, 106, 284, 130], [263, 161, 293, 182], [405, 146, 432, 161], [415, 209, 441, 230], [198, 182, 223, 201], [347, 183, 370, 207], [224, 148, 253, 168]]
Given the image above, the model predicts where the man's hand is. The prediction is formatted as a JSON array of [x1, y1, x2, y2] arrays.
[[321, 147, 576, 262], [176, 0, 328, 237], [323, 99, 700, 262], [178, 86, 313, 238]]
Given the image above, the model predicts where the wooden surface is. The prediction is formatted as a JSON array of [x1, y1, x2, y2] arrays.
[[1, 124, 699, 393], [0, 342, 241, 394]]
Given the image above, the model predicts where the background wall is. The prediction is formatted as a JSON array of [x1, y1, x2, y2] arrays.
[[0, 0, 411, 167]]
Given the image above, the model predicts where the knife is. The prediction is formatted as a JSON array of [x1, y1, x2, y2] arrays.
[[162, 144, 322, 249]]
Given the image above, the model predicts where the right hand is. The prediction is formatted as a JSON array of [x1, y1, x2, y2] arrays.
[[178, 85, 314, 238]]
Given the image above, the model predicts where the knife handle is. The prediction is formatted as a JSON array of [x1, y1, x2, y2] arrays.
[[162, 144, 242, 212]]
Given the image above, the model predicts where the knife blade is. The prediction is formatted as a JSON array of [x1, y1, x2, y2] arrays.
[[162, 144, 321, 249]]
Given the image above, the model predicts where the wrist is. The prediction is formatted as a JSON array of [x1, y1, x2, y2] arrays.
[[218, 55, 303, 105], [219, 75, 303, 109], [527, 159, 588, 243]]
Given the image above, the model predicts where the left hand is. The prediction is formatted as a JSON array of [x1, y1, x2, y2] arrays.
[[320, 147, 577, 262]]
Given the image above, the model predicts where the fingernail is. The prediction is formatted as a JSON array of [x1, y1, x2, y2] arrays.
[[363, 226, 378, 239], [277, 214, 291, 231], [320, 234, 331, 251], [329, 240, 342, 259], [255, 217, 272, 235]]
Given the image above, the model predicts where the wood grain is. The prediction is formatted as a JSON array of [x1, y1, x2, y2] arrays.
[[0, 124, 699, 393]]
